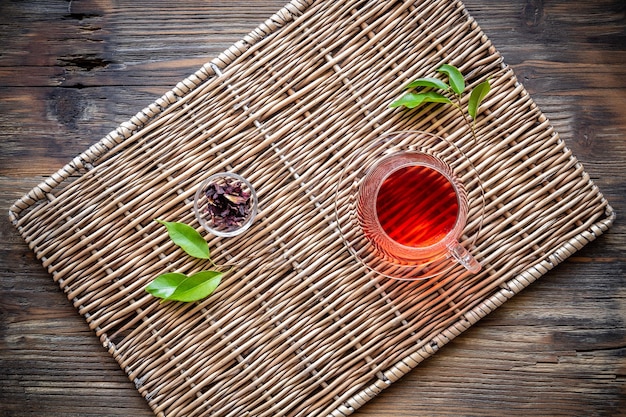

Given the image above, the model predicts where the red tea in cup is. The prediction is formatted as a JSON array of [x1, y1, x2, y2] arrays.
[[357, 151, 481, 273], [376, 164, 459, 247]]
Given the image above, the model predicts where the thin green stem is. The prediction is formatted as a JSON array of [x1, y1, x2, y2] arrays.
[[455, 94, 478, 144]]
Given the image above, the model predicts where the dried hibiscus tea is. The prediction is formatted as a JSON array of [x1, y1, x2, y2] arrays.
[[204, 178, 252, 227], [194, 172, 257, 237]]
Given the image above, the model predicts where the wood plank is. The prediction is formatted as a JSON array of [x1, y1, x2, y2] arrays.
[[1, 0, 624, 416]]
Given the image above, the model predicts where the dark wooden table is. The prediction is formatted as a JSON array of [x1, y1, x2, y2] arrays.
[[1, 1, 624, 416]]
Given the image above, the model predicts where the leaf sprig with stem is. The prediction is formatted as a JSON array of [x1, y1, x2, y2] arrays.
[[390, 64, 491, 140], [145, 220, 223, 303]]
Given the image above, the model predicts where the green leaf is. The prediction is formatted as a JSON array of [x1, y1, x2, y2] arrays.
[[145, 272, 186, 299], [468, 79, 491, 120], [405, 77, 450, 91], [390, 92, 422, 108], [417, 91, 454, 105], [437, 64, 465, 95], [165, 270, 223, 302], [146, 271, 223, 302], [390, 91, 452, 109], [155, 220, 210, 259]]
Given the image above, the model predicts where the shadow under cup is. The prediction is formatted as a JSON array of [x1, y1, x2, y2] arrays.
[[357, 151, 481, 274]]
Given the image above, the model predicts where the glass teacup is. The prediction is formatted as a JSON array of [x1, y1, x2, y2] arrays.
[[357, 150, 481, 274]]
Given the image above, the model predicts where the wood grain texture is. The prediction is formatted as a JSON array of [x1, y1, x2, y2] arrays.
[[1, 1, 624, 416]]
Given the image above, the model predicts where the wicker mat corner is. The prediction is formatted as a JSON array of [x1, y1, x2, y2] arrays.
[[9, 0, 614, 416]]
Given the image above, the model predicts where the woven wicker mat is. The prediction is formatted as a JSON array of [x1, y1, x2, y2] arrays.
[[9, 0, 615, 416]]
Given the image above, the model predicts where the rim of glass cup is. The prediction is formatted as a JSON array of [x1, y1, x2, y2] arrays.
[[334, 130, 486, 280], [193, 172, 258, 238], [360, 151, 469, 263]]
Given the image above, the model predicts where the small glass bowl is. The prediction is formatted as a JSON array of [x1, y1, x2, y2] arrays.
[[193, 172, 257, 237]]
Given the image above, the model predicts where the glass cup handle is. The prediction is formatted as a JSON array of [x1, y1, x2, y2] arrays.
[[448, 241, 481, 274]]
